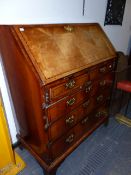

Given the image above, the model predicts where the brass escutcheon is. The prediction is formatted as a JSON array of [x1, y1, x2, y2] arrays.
[[64, 25, 74, 32]]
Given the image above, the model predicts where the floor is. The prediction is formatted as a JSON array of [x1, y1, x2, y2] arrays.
[[16, 110, 131, 175]]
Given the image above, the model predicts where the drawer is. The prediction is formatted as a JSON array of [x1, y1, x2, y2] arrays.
[[95, 89, 111, 106], [98, 73, 113, 89], [46, 72, 89, 102], [96, 72, 113, 95], [84, 72, 113, 98], [93, 105, 108, 122], [90, 60, 115, 80], [50, 117, 93, 159], [47, 89, 90, 122], [49, 97, 95, 141], [50, 105, 108, 160]]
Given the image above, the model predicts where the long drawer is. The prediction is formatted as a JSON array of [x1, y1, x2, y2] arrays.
[[49, 105, 108, 160], [46, 81, 111, 124], [48, 97, 95, 141], [46, 89, 89, 123], [48, 86, 110, 141]]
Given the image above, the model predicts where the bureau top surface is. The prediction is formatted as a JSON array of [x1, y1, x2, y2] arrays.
[[13, 23, 116, 84]]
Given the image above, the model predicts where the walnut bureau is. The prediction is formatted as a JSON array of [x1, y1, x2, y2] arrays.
[[0, 24, 117, 175]]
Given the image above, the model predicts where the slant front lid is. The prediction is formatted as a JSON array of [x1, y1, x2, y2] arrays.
[[13, 24, 116, 84]]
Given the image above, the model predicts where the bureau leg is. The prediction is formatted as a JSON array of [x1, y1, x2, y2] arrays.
[[43, 169, 57, 175], [104, 118, 109, 127]]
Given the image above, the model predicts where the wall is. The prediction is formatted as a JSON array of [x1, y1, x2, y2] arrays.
[[0, 0, 131, 54], [0, 0, 131, 143], [0, 59, 18, 143]]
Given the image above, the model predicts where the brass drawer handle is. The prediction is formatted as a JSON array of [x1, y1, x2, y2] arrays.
[[65, 80, 75, 89], [85, 85, 92, 93], [65, 134, 74, 144], [96, 111, 108, 118], [81, 117, 89, 124], [66, 115, 74, 125], [97, 95, 103, 102], [83, 100, 90, 108], [67, 98, 75, 106], [99, 80, 106, 86], [99, 67, 106, 73], [96, 111, 101, 118], [85, 80, 92, 87]]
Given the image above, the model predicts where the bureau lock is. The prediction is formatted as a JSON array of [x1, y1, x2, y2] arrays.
[[64, 25, 74, 32]]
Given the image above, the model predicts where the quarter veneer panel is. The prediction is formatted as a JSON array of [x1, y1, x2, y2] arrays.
[[0, 24, 117, 175]]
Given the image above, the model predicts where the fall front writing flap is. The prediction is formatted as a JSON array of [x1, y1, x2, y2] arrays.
[[13, 24, 116, 84]]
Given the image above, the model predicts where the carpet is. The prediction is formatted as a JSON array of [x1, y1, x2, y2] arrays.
[[16, 116, 131, 175]]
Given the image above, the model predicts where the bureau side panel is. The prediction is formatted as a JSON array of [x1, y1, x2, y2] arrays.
[[0, 26, 48, 154]]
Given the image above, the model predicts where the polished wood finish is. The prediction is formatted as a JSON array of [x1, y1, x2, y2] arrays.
[[13, 24, 116, 84], [0, 24, 117, 175]]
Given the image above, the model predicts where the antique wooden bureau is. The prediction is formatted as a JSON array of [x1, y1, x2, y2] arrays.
[[0, 24, 117, 175]]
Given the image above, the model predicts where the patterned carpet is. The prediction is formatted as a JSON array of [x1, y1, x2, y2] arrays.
[[16, 116, 131, 175]]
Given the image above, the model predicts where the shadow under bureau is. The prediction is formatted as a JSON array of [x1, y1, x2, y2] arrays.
[[0, 24, 117, 175]]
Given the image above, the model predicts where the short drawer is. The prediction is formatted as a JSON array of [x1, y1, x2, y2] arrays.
[[90, 60, 115, 80], [98, 73, 113, 89], [47, 89, 90, 122], [49, 97, 95, 141], [46, 72, 89, 102], [95, 89, 111, 106], [93, 105, 108, 122]]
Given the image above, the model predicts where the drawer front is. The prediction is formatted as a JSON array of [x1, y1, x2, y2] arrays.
[[95, 89, 111, 106], [46, 80, 110, 124], [93, 105, 108, 122], [50, 106, 108, 160], [47, 73, 89, 102], [47, 89, 90, 122], [90, 60, 115, 80], [84, 71, 113, 98], [50, 119, 92, 159], [49, 97, 95, 141], [98, 73, 113, 90]]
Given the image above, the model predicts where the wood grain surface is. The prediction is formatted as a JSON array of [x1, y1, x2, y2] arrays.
[[13, 24, 116, 84]]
